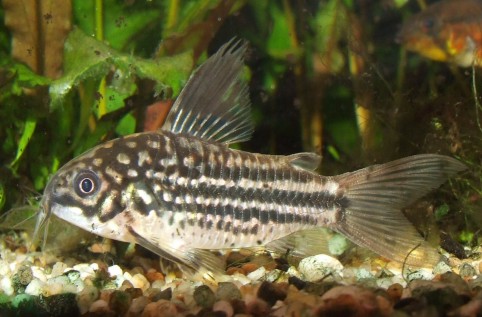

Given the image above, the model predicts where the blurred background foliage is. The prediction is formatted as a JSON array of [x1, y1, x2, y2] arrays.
[[0, 0, 480, 257]]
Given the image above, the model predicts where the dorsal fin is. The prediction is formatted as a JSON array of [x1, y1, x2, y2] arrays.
[[162, 40, 253, 144]]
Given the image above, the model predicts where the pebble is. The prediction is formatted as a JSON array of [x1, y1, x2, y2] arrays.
[[89, 299, 111, 313], [257, 281, 287, 306], [246, 266, 266, 281], [216, 282, 242, 301], [109, 290, 132, 315], [24, 278, 44, 296], [387, 283, 403, 301], [51, 262, 69, 277], [459, 263, 477, 278], [317, 285, 393, 317], [0, 276, 14, 296], [193, 285, 215, 308], [433, 261, 452, 275], [128, 295, 149, 315], [108, 265, 124, 277], [213, 300, 234, 317], [76, 285, 100, 314], [141, 299, 178, 317], [298, 254, 343, 282], [127, 273, 150, 292]]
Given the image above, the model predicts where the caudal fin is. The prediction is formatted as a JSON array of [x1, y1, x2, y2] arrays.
[[333, 154, 466, 267]]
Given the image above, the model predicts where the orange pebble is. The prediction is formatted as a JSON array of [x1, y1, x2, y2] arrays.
[[241, 263, 260, 274]]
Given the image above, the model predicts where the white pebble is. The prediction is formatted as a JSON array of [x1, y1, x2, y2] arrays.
[[0, 276, 14, 296], [24, 279, 44, 296], [51, 262, 69, 277], [130, 273, 150, 291], [0, 260, 11, 276], [433, 261, 452, 275], [73, 263, 96, 279], [406, 268, 434, 282], [246, 266, 266, 281], [298, 254, 344, 282], [31, 266, 47, 282], [108, 265, 123, 277]]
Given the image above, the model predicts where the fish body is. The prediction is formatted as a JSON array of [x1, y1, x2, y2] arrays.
[[398, 0, 482, 67], [38, 41, 465, 274]]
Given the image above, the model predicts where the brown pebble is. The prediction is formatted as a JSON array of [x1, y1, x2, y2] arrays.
[[226, 267, 246, 275], [257, 281, 287, 306], [387, 283, 403, 302], [100, 289, 115, 302], [241, 263, 259, 274], [127, 296, 149, 316], [120, 279, 135, 290], [109, 290, 132, 316], [142, 299, 178, 317], [213, 300, 234, 317], [146, 269, 165, 283], [316, 285, 392, 317], [126, 287, 144, 299], [151, 287, 172, 302]]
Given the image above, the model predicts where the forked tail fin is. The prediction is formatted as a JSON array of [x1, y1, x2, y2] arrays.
[[332, 154, 466, 267]]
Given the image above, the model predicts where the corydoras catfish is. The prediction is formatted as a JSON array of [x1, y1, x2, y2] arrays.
[[36, 41, 466, 276]]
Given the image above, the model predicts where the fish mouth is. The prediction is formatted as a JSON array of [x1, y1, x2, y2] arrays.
[[32, 196, 52, 251]]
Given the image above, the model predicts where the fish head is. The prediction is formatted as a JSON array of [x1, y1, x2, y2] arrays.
[[39, 136, 149, 244], [398, 0, 482, 66], [398, 10, 448, 62]]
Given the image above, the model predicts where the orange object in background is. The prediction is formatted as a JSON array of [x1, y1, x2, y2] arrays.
[[398, 0, 482, 67]]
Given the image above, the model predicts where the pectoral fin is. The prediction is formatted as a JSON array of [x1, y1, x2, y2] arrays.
[[127, 226, 224, 280]]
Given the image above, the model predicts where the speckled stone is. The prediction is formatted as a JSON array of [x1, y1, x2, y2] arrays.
[[298, 254, 343, 282], [194, 285, 215, 308], [109, 290, 132, 316], [215, 282, 242, 301], [459, 263, 477, 278]]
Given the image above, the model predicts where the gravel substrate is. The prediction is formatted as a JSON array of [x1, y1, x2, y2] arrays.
[[0, 231, 480, 317]]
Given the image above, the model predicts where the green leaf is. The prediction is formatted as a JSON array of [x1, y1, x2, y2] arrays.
[[49, 28, 193, 111], [0, 182, 5, 211], [74, 0, 162, 51], [9, 118, 36, 168], [435, 203, 450, 221], [115, 113, 136, 136], [265, 3, 299, 59]]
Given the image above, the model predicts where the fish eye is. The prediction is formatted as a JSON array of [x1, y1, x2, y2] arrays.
[[74, 170, 100, 197], [421, 18, 435, 31]]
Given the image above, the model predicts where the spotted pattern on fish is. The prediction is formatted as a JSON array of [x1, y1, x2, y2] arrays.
[[47, 131, 348, 250]]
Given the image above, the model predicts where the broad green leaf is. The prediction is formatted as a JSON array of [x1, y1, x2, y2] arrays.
[[74, 0, 162, 51], [50, 28, 193, 111]]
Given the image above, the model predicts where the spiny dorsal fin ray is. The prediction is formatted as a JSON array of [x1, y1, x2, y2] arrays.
[[332, 154, 466, 266], [162, 40, 253, 144]]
